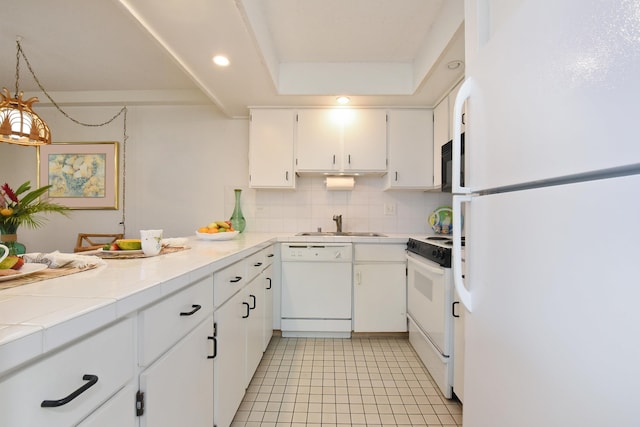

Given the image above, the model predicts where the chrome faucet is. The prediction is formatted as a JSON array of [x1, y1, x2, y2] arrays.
[[333, 214, 343, 233]]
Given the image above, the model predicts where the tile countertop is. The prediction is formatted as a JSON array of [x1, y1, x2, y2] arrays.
[[0, 232, 413, 375]]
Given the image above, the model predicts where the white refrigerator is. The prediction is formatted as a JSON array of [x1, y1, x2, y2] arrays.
[[453, 1, 640, 426]]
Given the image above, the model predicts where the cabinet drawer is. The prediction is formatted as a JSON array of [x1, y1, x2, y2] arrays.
[[214, 259, 247, 309], [139, 276, 214, 366], [0, 318, 134, 427], [262, 245, 276, 267], [354, 244, 407, 262], [246, 249, 266, 282]]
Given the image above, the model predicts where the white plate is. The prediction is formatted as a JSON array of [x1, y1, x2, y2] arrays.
[[195, 231, 239, 241], [0, 263, 48, 282], [101, 249, 144, 255]]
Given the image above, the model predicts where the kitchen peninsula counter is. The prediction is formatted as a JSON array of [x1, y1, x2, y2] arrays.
[[0, 232, 412, 375]]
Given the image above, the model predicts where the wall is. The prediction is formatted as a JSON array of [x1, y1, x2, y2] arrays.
[[237, 178, 452, 234], [0, 103, 450, 253]]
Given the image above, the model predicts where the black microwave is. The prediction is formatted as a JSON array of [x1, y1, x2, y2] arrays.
[[441, 132, 464, 193]]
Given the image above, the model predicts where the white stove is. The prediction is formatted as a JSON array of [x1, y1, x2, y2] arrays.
[[406, 234, 464, 399]]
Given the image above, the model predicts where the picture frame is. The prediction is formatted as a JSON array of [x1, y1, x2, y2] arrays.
[[37, 142, 119, 210]]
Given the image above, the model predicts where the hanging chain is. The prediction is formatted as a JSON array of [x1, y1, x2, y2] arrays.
[[15, 39, 129, 234], [120, 108, 128, 236], [14, 40, 20, 97], [17, 39, 126, 127]]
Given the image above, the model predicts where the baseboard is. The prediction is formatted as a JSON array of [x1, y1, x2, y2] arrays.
[[271, 330, 408, 339]]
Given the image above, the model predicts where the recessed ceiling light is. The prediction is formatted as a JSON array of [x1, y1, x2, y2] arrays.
[[447, 60, 463, 70], [213, 55, 230, 66], [336, 96, 350, 104]]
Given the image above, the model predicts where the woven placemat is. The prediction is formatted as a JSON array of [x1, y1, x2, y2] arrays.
[[95, 246, 190, 259], [0, 264, 99, 291]]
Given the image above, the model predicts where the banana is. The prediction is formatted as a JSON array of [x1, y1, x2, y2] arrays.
[[216, 221, 230, 229]]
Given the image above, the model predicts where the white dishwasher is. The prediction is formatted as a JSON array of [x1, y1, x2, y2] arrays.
[[281, 243, 352, 338]]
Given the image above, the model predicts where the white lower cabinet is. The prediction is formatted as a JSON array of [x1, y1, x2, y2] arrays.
[[353, 244, 407, 332], [0, 244, 279, 427], [0, 318, 135, 427], [262, 263, 274, 351], [245, 277, 265, 387], [139, 316, 214, 427], [136, 275, 215, 427], [214, 246, 275, 427], [77, 383, 137, 427], [214, 288, 249, 427]]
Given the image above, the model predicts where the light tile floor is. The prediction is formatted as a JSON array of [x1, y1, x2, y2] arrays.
[[231, 336, 463, 427]]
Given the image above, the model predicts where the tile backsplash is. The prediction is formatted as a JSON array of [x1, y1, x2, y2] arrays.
[[227, 176, 453, 234]]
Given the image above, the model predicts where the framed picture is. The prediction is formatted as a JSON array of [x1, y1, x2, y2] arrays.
[[37, 142, 119, 210]]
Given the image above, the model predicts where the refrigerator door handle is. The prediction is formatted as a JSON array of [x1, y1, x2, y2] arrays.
[[453, 78, 474, 194], [453, 194, 473, 311]]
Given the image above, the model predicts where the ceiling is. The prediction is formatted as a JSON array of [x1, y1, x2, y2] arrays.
[[0, 0, 464, 118]]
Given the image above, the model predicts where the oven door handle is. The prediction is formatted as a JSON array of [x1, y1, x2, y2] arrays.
[[453, 194, 473, 312]]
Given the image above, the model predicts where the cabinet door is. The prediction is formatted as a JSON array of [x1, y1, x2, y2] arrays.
[[214, 291, 247, 427], [245, 278, 264, 387], [262, 264, 274, 351], [296, 109, 341, 171], [77, 384, 136, 427], [386, 109, 434, 189], [353, 263, 407, 332], [249, 109, 296, 188], [433, 98, 450, 187], [139, 316, 214, 427], [343, 109, 387, 172]]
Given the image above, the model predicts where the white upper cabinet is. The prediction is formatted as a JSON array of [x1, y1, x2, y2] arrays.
[[433, 80, 466, 188], [433, 98, 450, 188], [385, 109, 434, 190], [296, 109, 387, 174], [342, 109, 387, 172], [249, 109, 296, 188], [295, 109, 341, 172]]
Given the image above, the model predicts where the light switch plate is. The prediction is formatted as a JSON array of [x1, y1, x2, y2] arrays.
[[384, 203, 396, 216]]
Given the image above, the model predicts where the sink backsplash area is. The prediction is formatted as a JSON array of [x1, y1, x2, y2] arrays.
[[227, 176, 453, 234]]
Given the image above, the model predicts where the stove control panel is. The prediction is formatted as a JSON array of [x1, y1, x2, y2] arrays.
[[407, 238, 452, 268]]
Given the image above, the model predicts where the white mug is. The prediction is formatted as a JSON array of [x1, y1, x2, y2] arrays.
[[140, 229, 163, 257], [0, 244, 9, 264]]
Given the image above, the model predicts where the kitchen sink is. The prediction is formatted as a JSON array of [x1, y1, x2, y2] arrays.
[[296, 231, 387, 237]]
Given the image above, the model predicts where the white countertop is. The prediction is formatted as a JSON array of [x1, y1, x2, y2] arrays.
[[0, 232, 412, 374]]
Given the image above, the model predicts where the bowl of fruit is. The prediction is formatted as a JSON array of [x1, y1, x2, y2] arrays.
[[196, 221, 239, 241], [102, 238, 143, 253]]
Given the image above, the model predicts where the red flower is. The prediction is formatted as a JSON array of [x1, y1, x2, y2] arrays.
[[1, 183, 18, 204]]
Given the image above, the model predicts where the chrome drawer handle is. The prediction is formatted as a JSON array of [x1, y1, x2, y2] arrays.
[[41, 374, 98, 407]]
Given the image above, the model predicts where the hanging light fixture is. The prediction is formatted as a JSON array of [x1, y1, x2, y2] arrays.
[[0, 38, 51, 146]]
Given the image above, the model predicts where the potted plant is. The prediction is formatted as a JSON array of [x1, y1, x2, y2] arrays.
[[0, 181, 70, 255]]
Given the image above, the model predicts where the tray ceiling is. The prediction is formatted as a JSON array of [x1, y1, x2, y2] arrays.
[[0, 0, 464, 117]]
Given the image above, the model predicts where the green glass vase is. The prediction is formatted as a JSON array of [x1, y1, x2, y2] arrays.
[[0, 224, 26, 256], [229, 189, 246, 233]]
